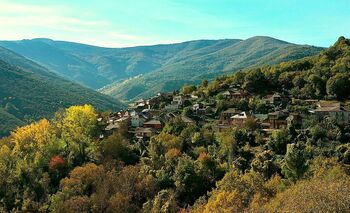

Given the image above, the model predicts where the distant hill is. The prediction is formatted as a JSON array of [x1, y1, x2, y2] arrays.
[[101, 37, 324, 101], [0, 37, 323, 101], [0, 47, 125, 136], [195, 36, 350, 102]]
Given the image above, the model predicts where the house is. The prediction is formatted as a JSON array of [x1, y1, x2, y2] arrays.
[[165, 103, 180, 111], [231, 90, 249, 102], [108, 116, 117, 124], [231, 111, 252, 128], [266, 111, 288, 129], [172, 95, 186, 106], [221, 90, 248, 101], [221, 90, 233, 100], [264, 93, 282, 105], [192, 103, 203, 111], [254, 114, 269, 128], [131, 114, 146, 127], [191, 94, 199, 100], [158, 112, 175, 123], [116, 110, 130, 118], [192, 103, 212, 115], [146, 97, 159, 109], [146, 94, 170, 109], [157, 92, 173, 100], [135, 99, 145, 105], [135, 127, 157, 139], [286, 113, 303, 129], [304, 99, 319, 106], [229, 83, 241, 89], [105, 122, 120, 131], [219, 108, 240, 125], [310, 102, 350, 125], [181, 116, 196, 125], [143, 119, 163, 130], [254, 114, 268, 123]]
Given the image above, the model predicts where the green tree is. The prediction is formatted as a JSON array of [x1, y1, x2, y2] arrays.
[[243, 69, 269, 93], [326, 73, 350, 99], [267, 128, 292, 155], [174, 155, 205, 205], [282, 143, 308, 181]]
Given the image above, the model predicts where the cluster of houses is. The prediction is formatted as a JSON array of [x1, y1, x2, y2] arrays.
[[102, 92, 196, 140], [217, 91, 350, 134], [100, 86, 350, 141]]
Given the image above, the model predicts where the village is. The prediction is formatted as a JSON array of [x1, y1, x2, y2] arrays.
[[99, 83, 350, 142]]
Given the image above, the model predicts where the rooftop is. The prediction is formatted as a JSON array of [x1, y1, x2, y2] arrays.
[[144, 119, 162, 125]]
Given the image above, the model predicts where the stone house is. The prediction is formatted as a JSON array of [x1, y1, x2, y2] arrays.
[[310, 102, 350, 125]]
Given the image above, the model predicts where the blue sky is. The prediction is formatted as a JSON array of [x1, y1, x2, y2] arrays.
[[0, 0, 349, 47]]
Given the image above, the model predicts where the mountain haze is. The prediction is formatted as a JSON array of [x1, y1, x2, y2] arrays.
[[0, 37, 323, 101]]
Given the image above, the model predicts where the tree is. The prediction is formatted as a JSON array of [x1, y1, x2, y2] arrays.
[[244, 117, 258, 131], [217, 130, 238, 168], [326, 73, 350, 99], [251, 150, 279, 179], [181, 84, 196, 95], [262, 165, 350, 212], [308, 74, 326, 97], [142, 189, 177, 213], [101, 132, 137, 164], [282, 143, 308, 181], [173, 155, 204, 205], [59, 105, 98, 165], [108, 193, 136, 213], [267, 128, 292, 155], [12, 119, 56, 160], [201, 80, 208, 88], [202, 171, 269, 211], [243, 69, 269, 93]]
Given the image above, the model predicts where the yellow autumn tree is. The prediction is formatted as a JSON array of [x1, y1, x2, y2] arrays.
[[60, 105, 97, 164], [192, 170, 271, 213], [11, 119, 56, 162], [204, 190, 244, 213]]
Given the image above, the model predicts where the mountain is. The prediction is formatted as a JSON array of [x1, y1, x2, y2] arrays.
[[0, 46, 125, 136], [0, 38, 240, 90], [0, 37, 323, 101], [101, 37, 324, 101]]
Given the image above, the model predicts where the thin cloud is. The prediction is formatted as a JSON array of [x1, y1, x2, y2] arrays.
[[0, 1, 135, 46]]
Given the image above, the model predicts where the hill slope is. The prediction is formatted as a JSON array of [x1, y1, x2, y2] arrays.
[[0, 37, 323, 101], [196, 36, 350, 102], [101, 37, 323, 101], [0, 39, 241, 89], [0, 47, 125, 136]]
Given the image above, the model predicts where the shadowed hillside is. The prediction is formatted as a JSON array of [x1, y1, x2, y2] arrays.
[[0, 47, 125, 136]]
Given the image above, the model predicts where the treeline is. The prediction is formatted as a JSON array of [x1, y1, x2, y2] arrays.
[[187, 36, 350, 101]]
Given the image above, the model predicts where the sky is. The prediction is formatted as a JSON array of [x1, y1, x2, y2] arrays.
[[0, 0, 349, 48]]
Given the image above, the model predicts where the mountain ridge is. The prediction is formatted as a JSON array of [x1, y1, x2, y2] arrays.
[[0, 36, 323, 101], [100, 36, 323, 101]]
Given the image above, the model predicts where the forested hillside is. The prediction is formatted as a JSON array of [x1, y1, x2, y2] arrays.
[[0, 37, 323, 101], [0, 47, 125, 136], [0, 37, 349, 212], [102, 36, 323, 101]]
